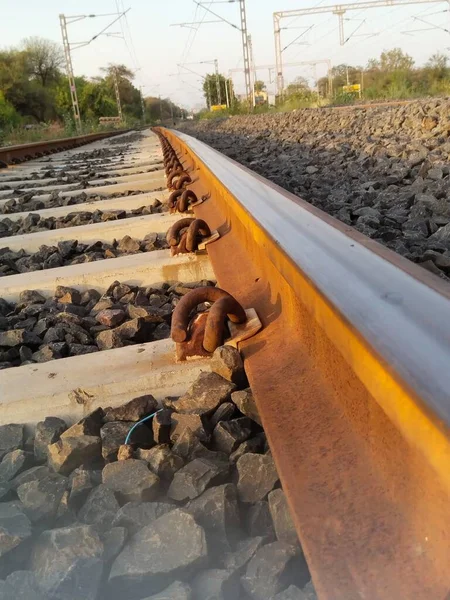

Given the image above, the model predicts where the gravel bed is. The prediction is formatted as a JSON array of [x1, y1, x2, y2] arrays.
[[179, 99, 450, 281], [0, 347, 316, 600], [0, 161, 161, 195], [0, 199, 165, 238], [0, 279, 214, 369], [42, 145, 136, 163], [0, 187, 165, 216], [0, 233, 168, 276]]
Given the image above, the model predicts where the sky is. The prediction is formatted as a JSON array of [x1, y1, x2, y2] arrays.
[[2, 0, 450, 109]]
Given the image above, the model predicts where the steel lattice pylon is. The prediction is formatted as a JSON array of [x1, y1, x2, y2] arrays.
[[59, 14, 82, 134]]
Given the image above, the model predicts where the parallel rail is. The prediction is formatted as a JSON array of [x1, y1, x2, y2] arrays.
[[157, 126, 450, 600], [0, 129, 131, 165]]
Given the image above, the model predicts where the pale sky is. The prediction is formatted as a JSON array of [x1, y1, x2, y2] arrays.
[[2, 0, 450, 109]]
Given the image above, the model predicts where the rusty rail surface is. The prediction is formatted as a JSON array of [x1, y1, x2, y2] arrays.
[[156, 126, 450, 600], [0, 129, 132, 165]]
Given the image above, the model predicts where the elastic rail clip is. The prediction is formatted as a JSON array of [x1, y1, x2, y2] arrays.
[[166, 218, 220, 255], [168, 189, 206, 213], [167, 168, 192, 191], [171, 287, 262, 361]]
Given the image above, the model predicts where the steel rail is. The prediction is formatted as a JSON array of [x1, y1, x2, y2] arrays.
[[157, 127, 450, 600], [0, 129, 132, 165]]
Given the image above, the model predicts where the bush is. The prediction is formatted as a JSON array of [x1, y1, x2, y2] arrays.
[[0, 92, 20, 140]]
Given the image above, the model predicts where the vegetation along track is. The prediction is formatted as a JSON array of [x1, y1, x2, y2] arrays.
[[0, 125, 448, 600]]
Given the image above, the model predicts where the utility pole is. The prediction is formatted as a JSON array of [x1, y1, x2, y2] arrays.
[[239, 0, 252, 107], [335, 10, 346, 46], [207, 79, 212, 109], [273, 13, 284, 98], [248, 34, 256, 108], [59, 14, 82, 133], [139, 86, 146, 124], [113, 67, 123, 122], [225, 78, 230, 108], [229, 79, 235, 107], [214, 59, 222, 106]]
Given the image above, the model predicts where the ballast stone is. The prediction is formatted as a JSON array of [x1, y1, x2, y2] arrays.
[[109, 509, 208, 597]]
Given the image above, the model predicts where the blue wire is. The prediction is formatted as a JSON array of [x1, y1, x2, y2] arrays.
[[124, 409, 163, 445]]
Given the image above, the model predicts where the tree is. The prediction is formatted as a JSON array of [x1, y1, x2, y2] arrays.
[[379, 48, 414, 72], [0, 92, 20, 133], [425, 52, 449, 81], [144, 96, 183, 123], [366, 58, 380, 71], [99, 64, 142, 119], [100, 63, 135, 81], [79, 80, 117, 120], [426, 52, 448, 70], [331, 64, 361, 78], [286, 76, 310, 96], [202, 73, 229, 107], [22, 37, 64, 87], [254, 80, 266, 93]]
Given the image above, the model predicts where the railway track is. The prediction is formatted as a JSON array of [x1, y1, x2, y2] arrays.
[[0, 129, 132, 166], [0, 127, 448, 600]]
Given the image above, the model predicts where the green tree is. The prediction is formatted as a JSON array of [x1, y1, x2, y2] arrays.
[[144, 97, 183, 123], [202, 73, 229, 107], [99, 63, 141, 119], [79, 80, 117, 120], [254, 80, 266, 93], [330, 64, 362, 89], [0, 92, 20, 131]]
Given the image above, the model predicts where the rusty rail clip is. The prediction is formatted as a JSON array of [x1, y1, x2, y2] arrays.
[[168, 189, 200, 213], [167, 169, 192, 191], [171, 287, 261, 360], [166, 218, 219, 255]]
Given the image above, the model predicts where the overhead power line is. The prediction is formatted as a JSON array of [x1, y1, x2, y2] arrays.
[[344, 18, 367, 43], [413, 14, 450, 32], [192, 0, 240, 30], [70, 9, 131, 50], [282, 25, 314, 52], [173, 0, 252, 105], [273, 0, 448, 95], [178, 2, 212, 69], [114, 0, 141, 73]]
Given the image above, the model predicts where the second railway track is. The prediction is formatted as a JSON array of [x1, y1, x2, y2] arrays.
[[0, 127, 448, 600]]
